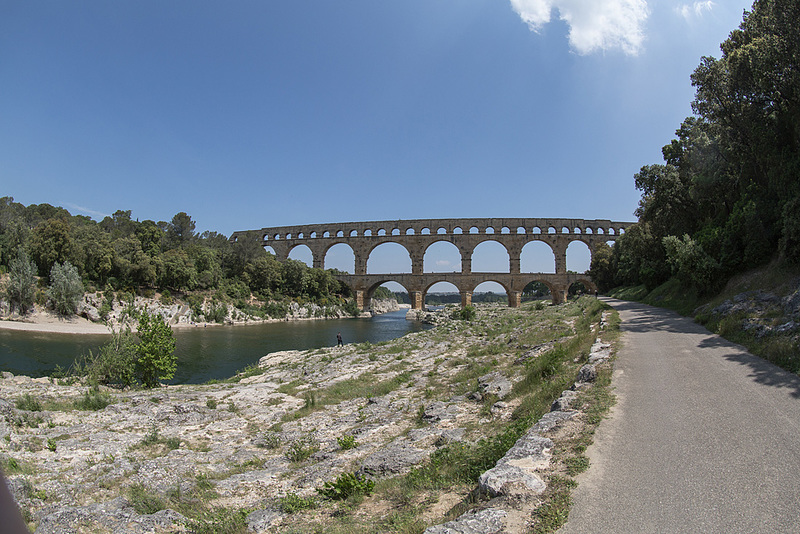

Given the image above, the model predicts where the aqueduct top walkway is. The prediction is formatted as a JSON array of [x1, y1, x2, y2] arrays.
[[231, 218, 633, 309]]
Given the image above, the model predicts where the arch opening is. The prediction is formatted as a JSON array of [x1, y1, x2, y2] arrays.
[[520, 241, 556, 273], [471, 240, 510, 272], [368, 242, 411, 274], [423, 241, 462, 273], [566, 241, 592, 273], [287, 244, 313, 267], [324, 243, 355, 273], [425, 281, 460, 306]]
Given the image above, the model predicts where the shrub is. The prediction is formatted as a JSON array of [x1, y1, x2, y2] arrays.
[[286, 437, 318, 462], [84, 328, 138, 387], [135, 311, 177, 388], [48, 261, 84, 316], [5, 248, 37, 315], [452, 305, 476, 321], [74, 386, 114, 411], [337, 435, 358, 450], [262, 301, 288, 319], [279, 493, 317, 514], [316, 472, 375, 500], [15, 393, 42, 412]]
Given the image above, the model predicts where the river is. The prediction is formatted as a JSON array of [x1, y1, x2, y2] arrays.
[[0, 309, 430, 384]]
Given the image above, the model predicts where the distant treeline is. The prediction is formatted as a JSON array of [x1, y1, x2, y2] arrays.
[[0, 200, 353, 306], [590, 0, 800, 294], [391, 281, 553, 305]]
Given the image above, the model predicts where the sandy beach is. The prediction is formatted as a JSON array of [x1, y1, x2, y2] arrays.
[[0, 313, 113, 335]]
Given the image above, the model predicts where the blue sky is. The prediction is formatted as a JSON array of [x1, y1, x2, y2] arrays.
[[1, 1, 752, 289]]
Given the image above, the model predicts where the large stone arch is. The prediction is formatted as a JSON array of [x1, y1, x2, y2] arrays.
[[520, 276, 557, 299], [565, 240, 592, 274], [520, 241, 556, 273], [287, 244, 313, 267], [471, 239, 510, 272], [423, 240, 462, 273], [324, 243, 356, 273], [367, 242, 412, 274]]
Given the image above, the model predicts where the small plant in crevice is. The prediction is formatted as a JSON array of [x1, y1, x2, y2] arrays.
[[279, 493, 318, 513], [286, 437, 319, 463], [337, 435, 358, 450], [316, 471, 375, 500]]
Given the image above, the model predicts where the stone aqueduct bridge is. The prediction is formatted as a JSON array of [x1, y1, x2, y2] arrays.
[[230, 218, 633, 310]]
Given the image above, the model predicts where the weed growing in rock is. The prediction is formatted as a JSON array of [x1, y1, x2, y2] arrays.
[[279, 493, 318, 513], [74, 386, 114, 411], [317, 472, 375, 500], [15, 393, 42, 412], [286, 437, 318, 462], [336, 435, 358, 450], [128, 483, 166, 514]]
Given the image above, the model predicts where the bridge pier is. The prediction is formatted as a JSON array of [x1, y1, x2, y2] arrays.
[[461, 291, 472, 308], [508, 291, 522, 308], [409, 291, 424, 310], [355, 290, 371, 311]]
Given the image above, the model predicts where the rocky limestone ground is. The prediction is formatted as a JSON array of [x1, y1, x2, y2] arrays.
[[0, 300, 615, 533]]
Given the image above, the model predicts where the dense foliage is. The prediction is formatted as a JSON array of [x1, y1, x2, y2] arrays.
[[592, 0, 800, 293], [0, 201, 353, 312]]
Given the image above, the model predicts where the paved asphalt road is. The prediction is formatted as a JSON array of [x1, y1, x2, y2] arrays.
[[559, 298, 800, 534]]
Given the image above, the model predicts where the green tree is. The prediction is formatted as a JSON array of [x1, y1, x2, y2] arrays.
[[113, 236, 157, 289], [29, 218, 75, 277], [588, 243, 617, 292], [634, 164, 698, 239], [136, 220, 164, 257], [158, 249, 197, 290], [135, 311, 177, 388], [5, 248, 37, 315], [48, 261, 84, 316], [166, 212, 197, 249], [662, 234, 720, 294]]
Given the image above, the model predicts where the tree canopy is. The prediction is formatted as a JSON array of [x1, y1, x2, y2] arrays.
[[597, 0, 800, 293], [0, 197, 352, 310]]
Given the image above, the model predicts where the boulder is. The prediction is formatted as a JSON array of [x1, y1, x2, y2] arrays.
[[576, 364, 597, 383], [424, 508, 508, 534], [477, 372, 512, 399], [478, 463, 547, 497], [359, 443, 427, 477]]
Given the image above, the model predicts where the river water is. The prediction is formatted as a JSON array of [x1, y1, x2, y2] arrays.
[[0, 309, 430, 384]]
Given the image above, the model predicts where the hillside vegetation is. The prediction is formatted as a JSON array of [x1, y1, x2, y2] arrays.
[[0, 200, 366, 321], [591, 0, 800, 375], [591, 0, 800, 295]]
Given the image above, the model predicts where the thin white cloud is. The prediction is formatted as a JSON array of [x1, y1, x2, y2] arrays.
[[676, 1, 714, 20], [435, 260, 452, 267], [509, 0, 649, 55], [64, 203, 111, 220]]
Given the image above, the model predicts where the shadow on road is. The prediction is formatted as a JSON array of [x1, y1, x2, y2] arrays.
[[605, 298, 800, 399], [718, 349, 800, 399]]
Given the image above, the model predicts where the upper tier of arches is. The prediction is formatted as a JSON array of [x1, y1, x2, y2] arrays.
[[231, 217, 632, 243]]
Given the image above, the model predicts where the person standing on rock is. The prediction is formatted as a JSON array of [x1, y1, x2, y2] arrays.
[[337, 332, 343, 347]]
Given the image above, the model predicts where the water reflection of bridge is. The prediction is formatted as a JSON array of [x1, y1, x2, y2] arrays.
[[230, 218, 633, 310]]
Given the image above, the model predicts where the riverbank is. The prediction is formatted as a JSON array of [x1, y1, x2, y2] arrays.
[[0, 298, 617, 533], [0, 298, 406, 336]]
